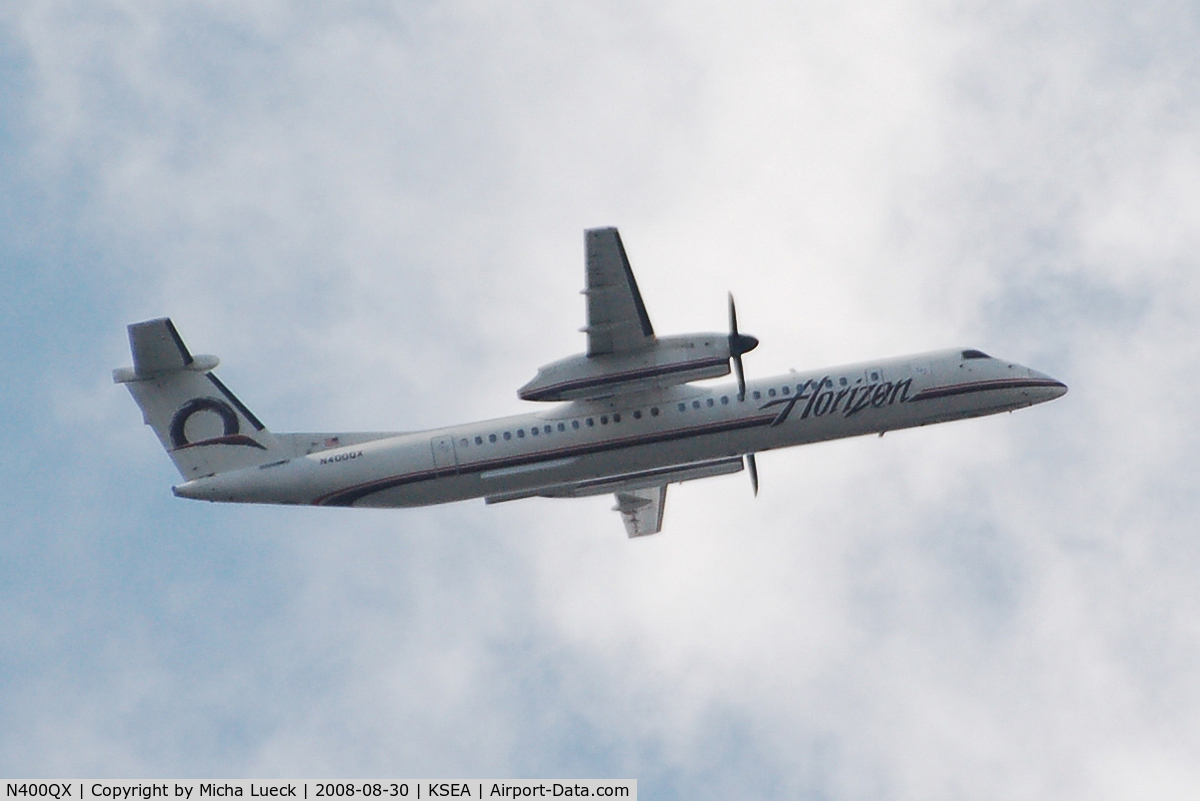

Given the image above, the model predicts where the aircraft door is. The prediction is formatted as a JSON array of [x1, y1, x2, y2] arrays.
[[431, 435, 458, 471]]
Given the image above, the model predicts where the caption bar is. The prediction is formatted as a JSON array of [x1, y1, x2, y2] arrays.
[[4, 784, 634, 801]]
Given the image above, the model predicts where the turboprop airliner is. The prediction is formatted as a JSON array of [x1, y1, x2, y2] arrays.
[[116, 227, 1067, 536]]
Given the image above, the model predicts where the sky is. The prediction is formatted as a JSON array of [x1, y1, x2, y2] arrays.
[[2, 1, 1199, 797]]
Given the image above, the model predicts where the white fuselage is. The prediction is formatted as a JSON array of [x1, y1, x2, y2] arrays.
[[173, 348, 1066, 508]]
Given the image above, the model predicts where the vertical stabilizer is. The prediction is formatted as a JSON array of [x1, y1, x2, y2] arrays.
[[115, 318, 281, 479]]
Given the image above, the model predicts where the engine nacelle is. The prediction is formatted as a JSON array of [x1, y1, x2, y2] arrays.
[[519, 334, 731, 402]]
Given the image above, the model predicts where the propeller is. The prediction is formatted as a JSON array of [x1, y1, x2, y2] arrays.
[[728, 293, 759, 402], [727, 293, 761, 497]]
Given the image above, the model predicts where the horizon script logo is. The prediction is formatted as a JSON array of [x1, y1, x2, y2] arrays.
[[759, 375, 913, 427]]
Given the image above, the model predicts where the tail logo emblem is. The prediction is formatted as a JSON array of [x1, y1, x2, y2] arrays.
[[169, 397, 266, 450]]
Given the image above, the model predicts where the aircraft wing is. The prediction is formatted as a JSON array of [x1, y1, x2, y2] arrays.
[[583, 227, 656, 356], [484, 455, 745, 536], [613, 485, 667, 538]]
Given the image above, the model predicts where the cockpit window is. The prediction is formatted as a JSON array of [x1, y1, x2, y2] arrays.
[[962, 349, 990, 360]]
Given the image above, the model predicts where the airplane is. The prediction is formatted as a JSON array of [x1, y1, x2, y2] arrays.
[[115, 227, 1067, 537]]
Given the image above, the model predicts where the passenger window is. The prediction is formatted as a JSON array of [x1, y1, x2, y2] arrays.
[[530, 427, 538, 436], [475, 436, 483, 445], [558, 423, 566, 432], [503, 431, 512, 441], [839, 377, 848, 386], [706, 398, 714, 407], [768, 388, 776, 397], [586, 418, 594, 426], [572, 420, 580, 429], [613, 413, 621, 423], [489, 434, 497, 443], [678, 403, 686, 412], [459, 438, 468, 447], [651, 407, 659, 416], [600, 415, 608, 424], [753, 391, 761, 400], [693, 400, 701, 409], [544, 425, 552, 434], [870, 371, 880, 381], [781, 386, 789, 395], [633, 410, 642, 419]]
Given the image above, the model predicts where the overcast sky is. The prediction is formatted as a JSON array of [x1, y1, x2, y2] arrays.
[[3, 1, 1199, 798]]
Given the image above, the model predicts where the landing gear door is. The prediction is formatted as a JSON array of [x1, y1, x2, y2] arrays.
[[431, 435, 458, 471]]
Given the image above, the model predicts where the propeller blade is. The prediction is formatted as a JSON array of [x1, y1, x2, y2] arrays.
[[727, 293, 758, 401], [746, 453, 759, 497]]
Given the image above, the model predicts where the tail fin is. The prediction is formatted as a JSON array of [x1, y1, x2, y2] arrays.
[[114, 318, 281, 479]]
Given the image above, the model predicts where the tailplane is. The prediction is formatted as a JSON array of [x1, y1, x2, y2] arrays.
[[114, 318, 281, 479]]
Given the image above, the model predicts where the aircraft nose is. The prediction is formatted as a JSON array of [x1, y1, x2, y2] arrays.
[[1029, 368, 1068, 400]]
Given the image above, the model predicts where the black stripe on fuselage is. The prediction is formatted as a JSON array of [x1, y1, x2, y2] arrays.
[[519, 356, 729, 400], [909, 377, 1065, 402], [313, 412, 777, 506]]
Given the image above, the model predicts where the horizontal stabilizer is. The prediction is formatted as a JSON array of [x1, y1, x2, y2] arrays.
[[115, 318, 219, 382], [131, 318, 192, 374]]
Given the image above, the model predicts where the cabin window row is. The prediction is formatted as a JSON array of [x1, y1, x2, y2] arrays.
[[456, 408, 664, 449], [669, 376, 870, 408], [454, 376, 877, 448]]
